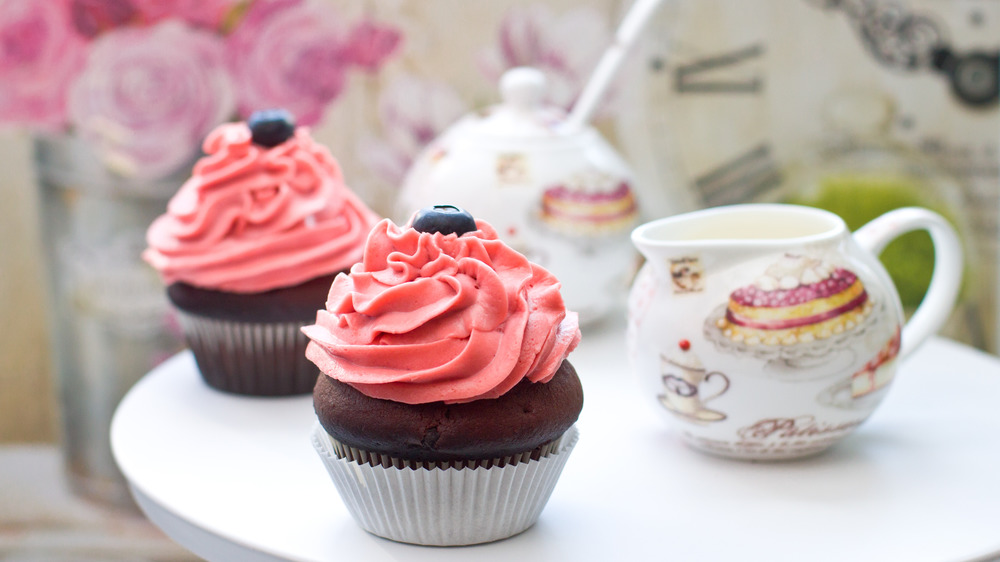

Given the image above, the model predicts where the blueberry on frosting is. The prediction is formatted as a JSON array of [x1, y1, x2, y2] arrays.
[[248, 108, 296, 148], [411, 205, 477, 236]]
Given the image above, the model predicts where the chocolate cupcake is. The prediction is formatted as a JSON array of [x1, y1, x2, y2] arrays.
[[144, 109, 380, 395], [313, 360, 582, 463], [303, 206, 583, 545]]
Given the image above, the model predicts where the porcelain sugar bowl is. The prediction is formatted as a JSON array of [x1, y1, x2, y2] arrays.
[[396, 67, 642, 323], [626, 204, 962, 460]]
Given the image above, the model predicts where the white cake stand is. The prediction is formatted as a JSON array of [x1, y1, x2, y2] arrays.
[[111, 315, 1000, 562]]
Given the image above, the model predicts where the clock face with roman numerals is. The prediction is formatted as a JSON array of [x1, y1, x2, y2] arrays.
[[615, 1, 775, 216], [614, 0, 999, 349], [618, 0, 997, 212], [670, 42, 775, 207]]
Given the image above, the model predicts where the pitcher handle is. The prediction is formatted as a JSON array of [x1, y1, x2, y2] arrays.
[[852, 207, 963, 361]]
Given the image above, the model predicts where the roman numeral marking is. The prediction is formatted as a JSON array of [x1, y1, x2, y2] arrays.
[[695, 142, 782, 206], [675, 44, 765, 93]]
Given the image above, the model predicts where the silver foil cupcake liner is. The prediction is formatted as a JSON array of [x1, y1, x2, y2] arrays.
[[311, 423, 580, 546], [176, 311, 318, 396]]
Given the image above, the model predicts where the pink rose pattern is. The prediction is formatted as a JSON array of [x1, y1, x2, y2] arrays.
[[478, 4, 613, 114], [341, 18, 403, 73], [1, 0, 402, 180], [130, 0, 241, 30], [68, 21, 235, 179], [0, 0, 88, 129], [1, 0, 617, 187], [68, 0, 241, 37], [70, 0, 137, 38], [358, 74, 468, 187], [227, 0, 400, 127]]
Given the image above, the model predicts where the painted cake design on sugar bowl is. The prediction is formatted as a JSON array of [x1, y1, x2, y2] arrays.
[[302, 205, 583, 546], [144, 109, 380, 396], [709, 254, 877, 350], [539, 169, 639, 237]]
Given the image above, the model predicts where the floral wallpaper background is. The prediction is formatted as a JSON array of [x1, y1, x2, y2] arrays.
[[327, 0, 620, 211], [4, 0, 995, 444], [0, 0, 622, 442]]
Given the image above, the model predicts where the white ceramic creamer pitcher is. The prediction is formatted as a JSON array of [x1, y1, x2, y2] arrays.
[[627, 204, 962, 460]]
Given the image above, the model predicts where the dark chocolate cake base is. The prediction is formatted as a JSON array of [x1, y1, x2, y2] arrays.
[[167, 273, 338, 323], [313, 360, 584, 462], [169, 273, 340, 396]]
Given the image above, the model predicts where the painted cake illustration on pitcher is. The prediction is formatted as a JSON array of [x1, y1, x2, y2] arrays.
[[851, 326, 901, 398], [816, 325, 902, 410], [539, 170, 638, 237], [715, 254, 874, 347]]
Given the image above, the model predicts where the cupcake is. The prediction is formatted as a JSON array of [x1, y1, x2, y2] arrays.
[[303, 205, 583, 545], [144, 109, 380, 395]]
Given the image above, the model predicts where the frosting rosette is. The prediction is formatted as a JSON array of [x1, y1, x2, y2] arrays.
[[144, 122, 379, 293], [302, 219, 581, 404]]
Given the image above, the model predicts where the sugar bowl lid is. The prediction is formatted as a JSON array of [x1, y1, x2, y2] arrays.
[[455, 67, 593, 143]]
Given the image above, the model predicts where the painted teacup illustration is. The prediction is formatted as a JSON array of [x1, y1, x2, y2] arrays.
[[658, 341, 730, 423]]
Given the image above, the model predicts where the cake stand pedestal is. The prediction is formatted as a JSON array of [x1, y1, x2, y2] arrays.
[[111, 316, 1000, 562]]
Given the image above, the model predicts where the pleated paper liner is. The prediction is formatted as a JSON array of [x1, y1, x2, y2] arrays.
[[311, 423, 580, 546], [177, 311, 318, 396]]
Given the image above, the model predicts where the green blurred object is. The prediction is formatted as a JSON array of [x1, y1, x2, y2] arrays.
[[788, 173, 950, 309], [761, 90, 982, 348]]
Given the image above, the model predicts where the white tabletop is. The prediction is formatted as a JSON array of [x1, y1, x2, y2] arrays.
[[111, 314, 1000, 562]]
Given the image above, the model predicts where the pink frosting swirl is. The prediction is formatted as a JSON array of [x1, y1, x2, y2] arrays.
[[302, 219, 581, 405], [144, 122, 380, 293]]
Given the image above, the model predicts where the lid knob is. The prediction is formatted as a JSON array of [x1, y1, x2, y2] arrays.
[[500, 67, 547, 111]]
